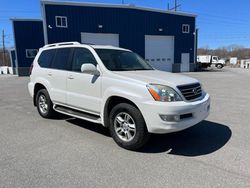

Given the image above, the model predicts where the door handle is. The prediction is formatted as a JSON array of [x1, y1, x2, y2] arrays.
[[48, 72, 52, 76], [68, 75, 74, 80]]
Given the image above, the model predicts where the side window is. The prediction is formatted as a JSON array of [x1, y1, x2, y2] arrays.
[[55, 16, 67, 28], [51, 48, 71, 70], [182, 24, 190, 33], [38, 49, 56, 68], [71, 48, 97, 72], [26, 49, 38, 58]]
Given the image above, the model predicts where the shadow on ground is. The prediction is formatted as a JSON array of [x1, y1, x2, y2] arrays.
[[67, 118, 110, 137], [141, 120, 232, 156], [195, 68, 226, 73], [66, 118, 231, 156]]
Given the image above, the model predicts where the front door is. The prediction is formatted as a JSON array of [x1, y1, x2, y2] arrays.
[[181, 53, 190, 72], [67, 47, 102, 114]]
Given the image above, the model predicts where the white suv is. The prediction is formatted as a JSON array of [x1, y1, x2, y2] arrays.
[[28, 42, 210, 150]]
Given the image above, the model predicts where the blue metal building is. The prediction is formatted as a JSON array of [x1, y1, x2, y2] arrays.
[[11, 19, 44, 76], [11, 1, 197, 75], [41, 1, 197, 72]]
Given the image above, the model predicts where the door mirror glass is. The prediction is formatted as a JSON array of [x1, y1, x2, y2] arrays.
[[81, 63, 100, 75]]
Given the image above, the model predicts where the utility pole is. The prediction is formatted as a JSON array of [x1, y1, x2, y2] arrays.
[[168, 0, 181, 12], [2, 30, 6, 66]]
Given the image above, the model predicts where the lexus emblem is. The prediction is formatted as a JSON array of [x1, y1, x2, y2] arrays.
[[192, 88, 198, 95]]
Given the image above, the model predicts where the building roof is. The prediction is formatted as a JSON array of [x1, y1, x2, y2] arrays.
[[41, 0, 196, 18]]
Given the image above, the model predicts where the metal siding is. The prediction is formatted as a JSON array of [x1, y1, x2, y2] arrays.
[[13, 21, 44, 68], [45, 4, 195, 63]]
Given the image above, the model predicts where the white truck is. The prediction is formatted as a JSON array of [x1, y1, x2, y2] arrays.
[[197, 55, 225, 69]]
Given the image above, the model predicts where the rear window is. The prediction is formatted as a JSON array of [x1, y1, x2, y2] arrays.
[[38, 49, 56, 68], [51, 48, 72, 70]]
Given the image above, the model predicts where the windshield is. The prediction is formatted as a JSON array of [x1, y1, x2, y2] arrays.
[[95, 49, 153, 71]]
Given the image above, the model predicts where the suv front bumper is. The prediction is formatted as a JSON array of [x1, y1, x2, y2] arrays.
[[139, 93, 210, 134]]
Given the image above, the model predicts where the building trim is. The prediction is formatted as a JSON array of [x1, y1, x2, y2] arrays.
[[40, 0, 197, 18], [41, 2, 49, 44], [10, 18, 42, 22]]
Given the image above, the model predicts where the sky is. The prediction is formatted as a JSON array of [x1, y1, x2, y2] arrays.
[[1, 0, 250, 49]]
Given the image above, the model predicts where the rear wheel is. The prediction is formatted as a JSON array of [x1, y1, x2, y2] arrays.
[[36, 89, 55, 118], [109, 103, 150, 150]]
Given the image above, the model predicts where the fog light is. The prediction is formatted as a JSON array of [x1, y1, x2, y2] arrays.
[[160, 115, 180, 122]]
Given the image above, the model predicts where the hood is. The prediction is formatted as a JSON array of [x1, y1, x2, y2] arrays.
[[113, 70, 199, 87], [218, 59, 225, 64]]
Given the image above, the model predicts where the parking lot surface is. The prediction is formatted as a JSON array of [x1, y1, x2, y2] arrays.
[[0, 68, 250, 187]]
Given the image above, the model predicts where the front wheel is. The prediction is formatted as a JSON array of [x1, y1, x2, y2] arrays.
[[216, 64, 223, 69], [109, 103, 150, 150]]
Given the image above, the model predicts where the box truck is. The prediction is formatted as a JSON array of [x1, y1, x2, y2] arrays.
[[197, 55, 225, 69]]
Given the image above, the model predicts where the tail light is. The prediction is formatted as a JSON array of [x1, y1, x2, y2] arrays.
[[29, 63, 33, 75]]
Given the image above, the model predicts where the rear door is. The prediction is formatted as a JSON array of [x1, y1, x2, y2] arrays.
[[48, 47, 73, 104], [66, 47, 102, 114]]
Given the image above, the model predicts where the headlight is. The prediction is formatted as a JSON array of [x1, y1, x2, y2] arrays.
[[147, 84, 183, 102]]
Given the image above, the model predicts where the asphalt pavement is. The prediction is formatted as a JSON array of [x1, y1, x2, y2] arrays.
[[0, 67, 250, 187]]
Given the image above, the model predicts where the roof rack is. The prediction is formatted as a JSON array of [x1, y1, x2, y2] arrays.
[[43, 41, 80, 48]]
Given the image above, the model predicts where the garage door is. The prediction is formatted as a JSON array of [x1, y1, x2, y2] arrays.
[[145, 35, 174, 72], [81, 33, 119, 47]]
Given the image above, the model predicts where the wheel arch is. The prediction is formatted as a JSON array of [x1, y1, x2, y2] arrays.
[[33, 83, 48, 106], [103, 96, 141, 127]]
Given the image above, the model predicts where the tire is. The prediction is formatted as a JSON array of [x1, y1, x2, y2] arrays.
[[36, 89, 55, 118], [216, 64, 223, 69], [109, 103, 150, 150]]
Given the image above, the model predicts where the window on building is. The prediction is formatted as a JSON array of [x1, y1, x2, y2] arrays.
[[182, 24, 190, 33], [51, 48, 72, 70], [38, 49, 56, 68], [55, 16, 68, 28], [26, 49, 38, 58], [71, 48, 97, 72]]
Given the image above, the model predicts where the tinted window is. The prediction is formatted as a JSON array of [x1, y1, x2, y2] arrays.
[[51, 48, 71, 70], [38, 49, 56, 68], [95, 49, 153, 71], [71, 48, 97, 72]]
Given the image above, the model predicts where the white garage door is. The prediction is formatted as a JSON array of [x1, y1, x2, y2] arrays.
[[181, 53, 190, 72], [81, 33, 119, 47], [145, 35, 174, 72]]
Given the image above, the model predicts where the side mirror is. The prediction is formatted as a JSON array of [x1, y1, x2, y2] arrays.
[[81, 64, 100, 75]]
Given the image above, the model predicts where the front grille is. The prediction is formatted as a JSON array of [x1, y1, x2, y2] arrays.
[[177, 83, 202, 101]]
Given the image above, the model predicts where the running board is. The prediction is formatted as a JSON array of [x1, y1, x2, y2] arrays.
[[54, 105, 101, 123]]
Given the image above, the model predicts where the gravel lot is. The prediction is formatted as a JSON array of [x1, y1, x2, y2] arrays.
[[0, 67, 250, 188]]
